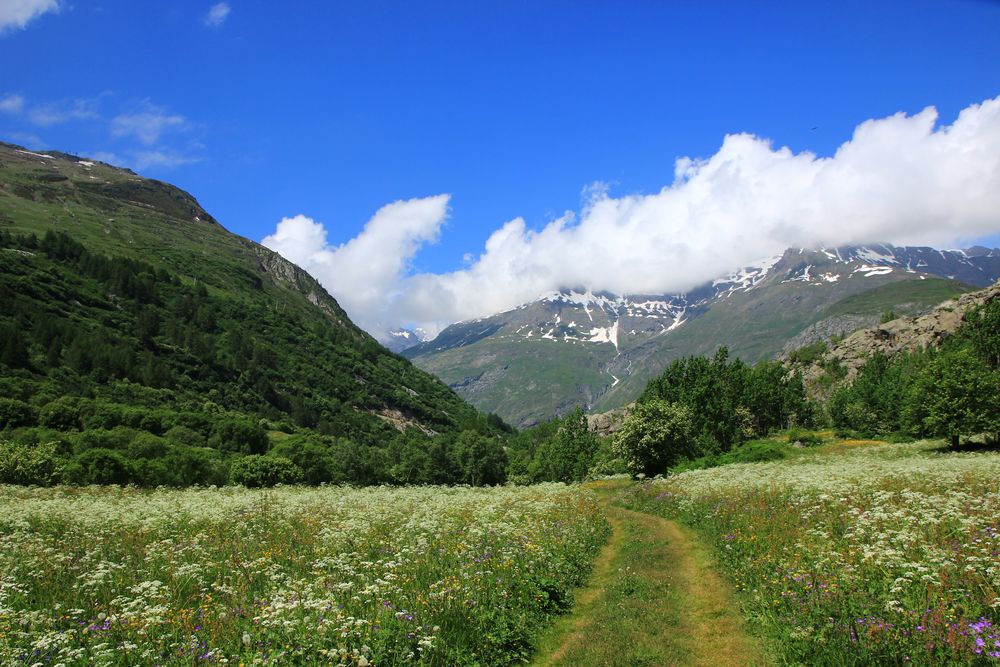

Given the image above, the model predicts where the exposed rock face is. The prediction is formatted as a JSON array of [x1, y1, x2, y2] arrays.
[[781, 314, 881, 354], [250, 244, 355, 331], [587, 404, 633, 437], [799, 281, 1000, 393]]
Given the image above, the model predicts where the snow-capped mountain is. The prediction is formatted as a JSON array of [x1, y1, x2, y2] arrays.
[[404, 244, 1000, 427], [383, 327, 431, 353]]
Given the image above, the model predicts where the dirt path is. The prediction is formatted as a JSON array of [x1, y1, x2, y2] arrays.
[[532, 489, 769, 666]]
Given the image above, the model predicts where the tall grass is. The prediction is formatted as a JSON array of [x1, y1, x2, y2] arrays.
[[0, 484, 608, 665], [623, 442, 1000, 665]]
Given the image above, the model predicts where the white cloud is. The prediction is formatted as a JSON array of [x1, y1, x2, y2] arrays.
[[27, 98, 99, 126], [0, 93, 24, 113], [203, 2, 231, 27], [262, 196, 449, 336], [111, 103, 187, 145], [0, 0, 60, 34], [264, 95, 1000, 340]]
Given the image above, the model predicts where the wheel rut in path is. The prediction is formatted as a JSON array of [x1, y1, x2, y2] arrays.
[[532, 490, 769, 666]]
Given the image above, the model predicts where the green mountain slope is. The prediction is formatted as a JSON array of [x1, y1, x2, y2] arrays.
[[406, 247, 988, 427], [0, 142, 500, 486], [594, 274, 976, 413]]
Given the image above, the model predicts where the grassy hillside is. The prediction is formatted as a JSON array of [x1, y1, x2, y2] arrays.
[[413, 338, 613, 427], [0, 142, 502, 486]]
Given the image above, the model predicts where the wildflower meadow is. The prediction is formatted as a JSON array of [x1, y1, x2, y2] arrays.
[[624, 441, 1000, 665], [0, 484, 608, 666]]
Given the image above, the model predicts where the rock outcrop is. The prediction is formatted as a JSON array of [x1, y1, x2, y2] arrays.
[[798, 281, 1000, 394]]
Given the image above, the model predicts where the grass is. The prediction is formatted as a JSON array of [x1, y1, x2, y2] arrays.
[[0, 483, 609, 666], [532, 480, 768, 666], [622, 439, 1000, 665], [822, 278, 975, 319]]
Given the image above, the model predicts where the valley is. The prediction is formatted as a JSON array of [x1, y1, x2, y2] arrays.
[[1, 140, 998, 666]]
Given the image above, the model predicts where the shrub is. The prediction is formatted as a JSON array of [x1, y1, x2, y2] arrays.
[[785, 428, 823, 446], [69, 448, 133, 485], [38, 396, 84, 431], [0, 440, 66, 485], [0, 397, 37, 429], [721, 440, 788, 464], [612, 400, 695, 476], [212, 418, 269, 455], [229, 455, 303, 487]]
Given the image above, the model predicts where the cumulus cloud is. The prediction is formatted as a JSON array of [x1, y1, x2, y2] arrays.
[[0, 0, 60, 34], [203, 2, 231, 27], [111, 103, 187, 145], [0, 93, 24, 113], [264, 95, 1000, 340], [262, 196, 449, 336]]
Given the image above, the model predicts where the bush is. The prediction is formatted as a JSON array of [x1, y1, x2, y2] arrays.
[[612, 400, 695, 476], [38, 396, 84, 431], [721, 440, 788, 464], [212, 418, 269, 455], [0, 440, 66, 485], [0, 397, 37, 429], [785, 428, 823, 446], [69, 448, 133, 485], [73, 427, 136, 453], [229, 455, 303, 487]]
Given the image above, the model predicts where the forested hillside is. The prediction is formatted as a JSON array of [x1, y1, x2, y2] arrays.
[[0, 143, 508, 487]]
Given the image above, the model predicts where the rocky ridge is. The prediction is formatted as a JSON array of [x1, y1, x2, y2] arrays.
[[797, 280, 1000, 393]]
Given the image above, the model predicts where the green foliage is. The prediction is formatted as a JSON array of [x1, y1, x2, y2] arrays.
[[787, 340, 827, 365], [784, 428, 823, 446], [453, 431, 508, 486], [829, 351, 926, 436], [905, 347, 1000, 446], [504, 409, 603, 483], [879, 309, 896, 324], [612, 400, 695, 476], [229, 455, 304, 487], [0, 397, 36, 428], [211, 418, 269, 455], [829, 300, 1000, 444], [0, 187, 503, 487], [961, 298, 1000, 369], [639, 347, 814, 454], [0, 440, 65, 485], [531, 409, 598, 483], [586, 438, 630, 477], [673, 438, 790, 472], [38, 396, 84, 431], [69, 448, 133, 485]]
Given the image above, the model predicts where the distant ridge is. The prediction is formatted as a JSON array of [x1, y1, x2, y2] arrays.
[[405, 244, 999, 426]]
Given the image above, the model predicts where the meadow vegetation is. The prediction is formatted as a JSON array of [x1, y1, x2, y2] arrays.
[[622, 441, 1000, 665], [0, 484, 607, 665]]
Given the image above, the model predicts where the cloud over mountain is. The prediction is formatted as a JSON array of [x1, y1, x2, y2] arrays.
[[264, 95, 1000, 340]]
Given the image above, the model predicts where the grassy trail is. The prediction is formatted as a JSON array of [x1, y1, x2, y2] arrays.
[[531, 481, 770, 666]]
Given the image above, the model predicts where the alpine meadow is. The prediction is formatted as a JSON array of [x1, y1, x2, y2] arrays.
[[3, 3, 1000, 666]]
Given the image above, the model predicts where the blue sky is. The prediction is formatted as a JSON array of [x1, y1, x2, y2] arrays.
[[3, 1, 1000, 336]]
